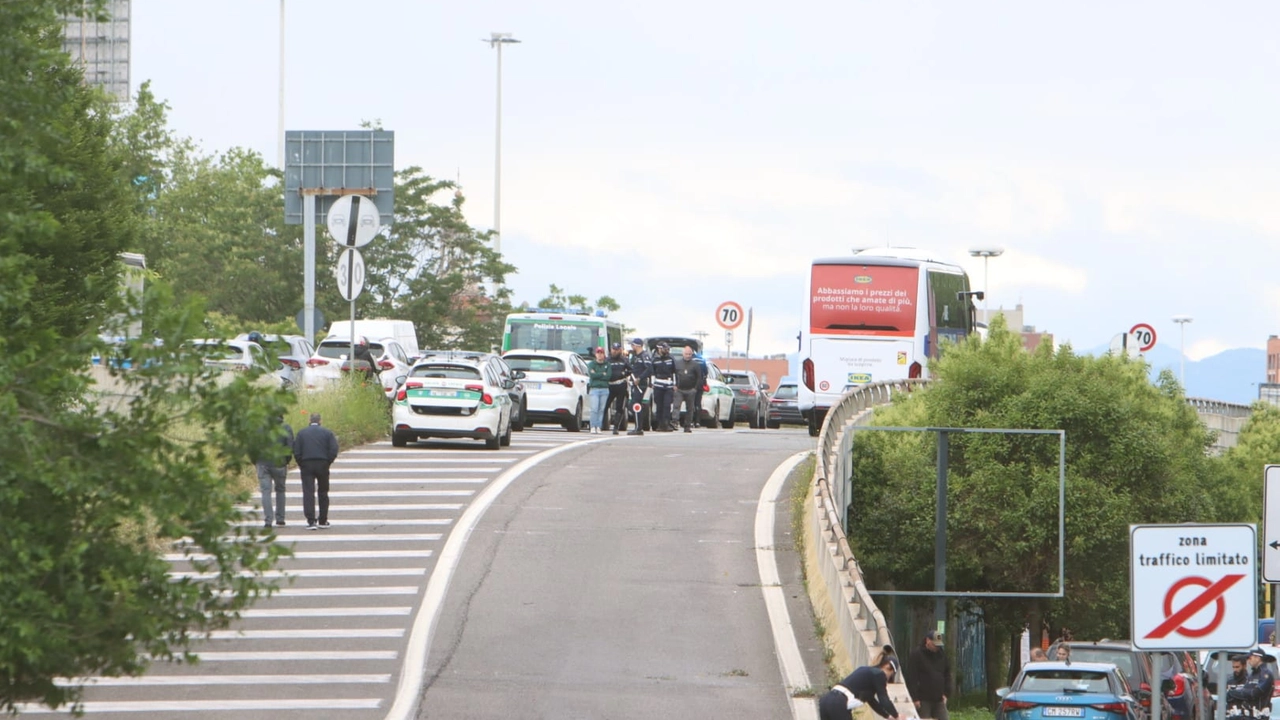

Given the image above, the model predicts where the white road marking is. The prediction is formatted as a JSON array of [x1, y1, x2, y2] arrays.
[[170, 568, 426, 579], [67, 673, 391, 686], [276, 489, 475, 498], [239, 607, 411, 618], [194, 651, 397, 661], [206, 628, 403, 639], [16, 699, 382, 713], [169, 549, 438, 561], [756, 450, 818, 720], [334, 458, 515, 464], [325, 468, 494, 474], [273, 533, 443, 542], [266, 586, 418, 597]]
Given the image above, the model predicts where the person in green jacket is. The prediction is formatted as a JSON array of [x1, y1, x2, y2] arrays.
[[586, 346, 612, 434]]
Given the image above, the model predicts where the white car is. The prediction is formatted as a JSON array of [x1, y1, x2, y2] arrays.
[[502, 349, 589, 432], [304, 335, 413, 398], [189, 339, 283, 388], [391, 357, 513, 449], [699, 360, 736, 429], [235, 333, 314, 388]]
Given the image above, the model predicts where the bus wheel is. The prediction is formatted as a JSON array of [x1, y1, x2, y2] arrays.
[[807, 412, 820, 437]]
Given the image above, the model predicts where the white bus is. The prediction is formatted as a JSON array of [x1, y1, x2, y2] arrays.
[[502, 309, 626, 360], [798, 249, 977, 436]]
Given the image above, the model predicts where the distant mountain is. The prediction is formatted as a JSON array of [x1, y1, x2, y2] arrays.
[[1083, 343, 1264, 405]]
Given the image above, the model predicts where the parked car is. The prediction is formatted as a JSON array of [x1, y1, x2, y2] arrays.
[[304, 335, 413, 398], [996, 661, 1146, 720], [699, 361, 735, 429], [390, 356, 513, 449], [723, 370, 770, 428], [767, 380, 804, 428], [1202, 645, 1280, 718], [1047, 641, 1174, 720], [190, 338, 284, 388], [417, 351, 528, 431], [235, 333, 313, 388], [502, 349, 589, 432]]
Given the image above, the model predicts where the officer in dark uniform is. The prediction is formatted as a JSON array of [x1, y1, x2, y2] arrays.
[[626, 338, 652, 434], [651, 342, 676, 432], [1246, 648, 1275, 719], [605, 343, 632, 434]]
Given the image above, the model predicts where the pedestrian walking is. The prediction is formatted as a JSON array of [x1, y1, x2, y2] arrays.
[[672, 346, 704, 433], [255, 414, 294, 528], [907, 630, 950, 720], [605, 342, 632, 434], [650, 342, 676, 431], [820, 655, 901, 720], [292, 412, 339, 530], [626, 338, 652, 435], [586, 347, 611, 435]]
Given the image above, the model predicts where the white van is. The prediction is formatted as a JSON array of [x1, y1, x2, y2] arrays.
[[324, 319, 419, 358]]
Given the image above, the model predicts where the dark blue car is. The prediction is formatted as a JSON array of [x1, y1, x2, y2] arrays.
[[997, 662, 1146, 720]]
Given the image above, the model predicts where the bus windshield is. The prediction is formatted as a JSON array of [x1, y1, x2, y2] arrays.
[[809, 264, 918, 336], [507, 318, 600, 357]]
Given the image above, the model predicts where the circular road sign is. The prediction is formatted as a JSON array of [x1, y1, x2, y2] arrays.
[[326, 195, 381, 248], [335, 247, 366, 302], [716, 301, 744, 330], [1130, 323, 1157, 352]]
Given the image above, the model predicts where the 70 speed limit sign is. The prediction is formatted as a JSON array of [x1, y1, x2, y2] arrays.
[[716, 301, 744, 330]]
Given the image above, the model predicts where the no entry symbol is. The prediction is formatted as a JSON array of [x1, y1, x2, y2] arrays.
[[1145, 574, 1245, 639]]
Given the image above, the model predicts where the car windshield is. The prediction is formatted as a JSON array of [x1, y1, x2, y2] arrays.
[[504, 356, 565, 373], [196, 344, 243, 362], [318, 341, 384, 359], [1020, 670, 1112, 694], [410, 364, 482, 380], [774, 385, 798, 399]]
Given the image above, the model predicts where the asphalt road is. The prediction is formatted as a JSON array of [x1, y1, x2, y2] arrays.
[[416, 427, 823, 719]]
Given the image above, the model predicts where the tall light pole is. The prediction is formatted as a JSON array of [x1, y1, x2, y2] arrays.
[[484, 32, 520, 256], [1173, 315, 1193, 388], [968, 247, 1004, 323]]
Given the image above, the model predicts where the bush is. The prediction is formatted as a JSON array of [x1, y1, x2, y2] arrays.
[[286, 376, 390, 449]]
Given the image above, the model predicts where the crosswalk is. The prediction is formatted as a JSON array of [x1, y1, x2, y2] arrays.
[[22, 429, 590, 718]]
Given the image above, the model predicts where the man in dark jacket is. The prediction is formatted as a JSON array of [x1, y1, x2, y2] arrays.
[[605, 343, 631, 434], [292, 413, 339, 530], [626, 338, 652, 434], [650, 343, 676, 432], [820, 656, 900, 720], [907, 630, 951, 720], [255, 415, 294, 528], [672, 346, 704, 433]]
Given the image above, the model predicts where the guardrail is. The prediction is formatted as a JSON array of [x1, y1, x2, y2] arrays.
[[809, 380, 927, 714]]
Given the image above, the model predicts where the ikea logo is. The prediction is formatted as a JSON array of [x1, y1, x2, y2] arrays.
[[853, 275, 873, 284], [847, 373, 872, 384]]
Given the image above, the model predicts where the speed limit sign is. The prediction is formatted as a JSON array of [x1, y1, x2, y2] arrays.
[[1129, 323, 1157, 352], [716, 301, 744, 330]]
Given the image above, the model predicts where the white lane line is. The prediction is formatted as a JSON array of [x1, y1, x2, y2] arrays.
[[170, 550, 435, 562], [302, 478, 488, 485], [756, 450, 818, 720], [274, 533, 444, 542], [330, 468, 495, 474], [268, 586, 419, 597], [68, 673, 391, 686], [275, 490, 474, 498], [385, 435, 619, 720], [291, 503, 465, 512], [334, 458, 515, 465], [239, 607, 411, 618], [195, 651, 397, 661], [206, 628, 403, 639], [170, 568, 426, 579], [345, 447, 535, 455], [16, 699, 382, 713]]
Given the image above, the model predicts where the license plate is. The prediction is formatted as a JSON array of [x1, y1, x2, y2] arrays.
[[1043, 707, 1084, 717], [524, 382, 542, 390], [427, 389, 458, 398]]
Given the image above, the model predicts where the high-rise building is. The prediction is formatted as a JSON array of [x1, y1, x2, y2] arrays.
[[61, 0, 131, 102]]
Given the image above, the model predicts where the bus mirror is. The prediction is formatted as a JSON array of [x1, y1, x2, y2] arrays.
[[956, 290, 984, 302]]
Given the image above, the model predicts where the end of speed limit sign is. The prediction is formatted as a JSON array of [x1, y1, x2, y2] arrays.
[[716, 301, 744, 330]]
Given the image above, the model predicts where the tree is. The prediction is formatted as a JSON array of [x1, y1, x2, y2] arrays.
[[844, 316, 1238, 700], [356, 168, 515, 350], [1, 2, 290, 711], [1217, 402, 1280, 524], [526, 284, 621, 317]]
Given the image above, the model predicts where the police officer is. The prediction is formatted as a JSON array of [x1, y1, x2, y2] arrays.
[[1246, 648, 1275, 719], [651, 342, 676, 432], [626, 338, 652, 435], [605, 342, 632, 435], [1225, 654, 1254, 720]]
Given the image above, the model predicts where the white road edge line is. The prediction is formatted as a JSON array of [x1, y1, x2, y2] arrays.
[[385, 435, 615, 720], [756, 450, 819, 720]]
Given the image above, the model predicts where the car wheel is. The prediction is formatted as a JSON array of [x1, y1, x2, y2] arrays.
[[720, 404, 735, 429], [702, 403, 716, 429], [485, 430, 501, 450], [500, 418, 512, 447], [512, 398, 526, 431], [766, 420, 780, 429], [391, 432, 409, 448], [564, 399, 583, 432], [748, 410, 759, 429]]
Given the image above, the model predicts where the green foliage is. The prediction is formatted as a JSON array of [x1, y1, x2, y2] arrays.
[[285, 378, 391, 450], [1217, 403, 1280, 526], [527, 284, 621, 316], [846, 316, 1234, 655]]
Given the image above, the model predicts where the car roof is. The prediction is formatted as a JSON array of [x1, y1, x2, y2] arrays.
[[1023, 661, 1119, 673]]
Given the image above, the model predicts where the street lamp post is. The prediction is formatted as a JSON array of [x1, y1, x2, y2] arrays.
[[1173, 315, 1193, 388], [968, 247, 1004, 323], [484, 32, 520, 257], [278, 0, 286, 169]]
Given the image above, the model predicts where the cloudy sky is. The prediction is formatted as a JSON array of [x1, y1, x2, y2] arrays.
[[129, 1, 1280, 361]]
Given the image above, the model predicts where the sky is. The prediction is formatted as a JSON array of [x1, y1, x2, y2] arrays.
[[128, 1, 1280, 362]]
